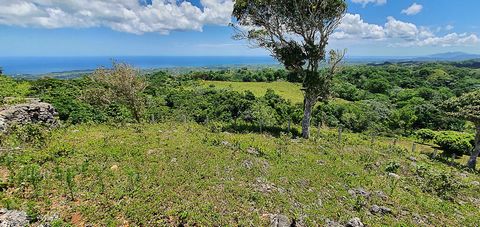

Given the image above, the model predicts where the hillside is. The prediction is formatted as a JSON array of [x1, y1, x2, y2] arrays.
[[1, 62, 480, 225], [1, 123, 479, 226], [202, 81, 304, 104]]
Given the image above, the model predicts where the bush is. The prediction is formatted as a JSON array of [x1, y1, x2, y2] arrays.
[[385, 161, 400, 173], [433, 131, 474, 156], [9, 123, 52, 148], [415, 165, 462, 200], [415, 129, 437, 143]]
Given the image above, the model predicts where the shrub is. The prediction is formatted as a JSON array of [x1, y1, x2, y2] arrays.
[[415, 129, 437, 143], [433, 131, 474, 156], [385, 161, 401, 173], [415, 165, 462, 200], [8, 123, 51, 148]]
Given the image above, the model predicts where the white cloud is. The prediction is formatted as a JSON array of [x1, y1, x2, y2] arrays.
[[385, 16, 418, 40], [0, 0, 234, 34], [332, 14, 478, 47], [445, 25, 454, 31], [332, 13, 385, 40], [401, 3, 423, 16], [408, 33, 479, 47], [351, 0, 387, 7]]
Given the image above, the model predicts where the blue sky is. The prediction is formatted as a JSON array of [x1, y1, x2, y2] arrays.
[[0, 0, 478, 57]]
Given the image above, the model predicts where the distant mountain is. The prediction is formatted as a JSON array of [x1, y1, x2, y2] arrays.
[[345, 52, 480, 64], [413, 52, 480, 61]]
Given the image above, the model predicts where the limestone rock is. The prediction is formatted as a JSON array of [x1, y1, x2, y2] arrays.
[[370, 205, 392, 215], [345, 217, 364, 227], [348, 188, 370, 198], [0, 209, 29, 227], [388, 172, 400, 179], [0, 101, 58, 132], [270, 214, 290, 227]]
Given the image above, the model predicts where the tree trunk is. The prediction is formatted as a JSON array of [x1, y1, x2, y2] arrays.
[[467, 123, 480, 169], [301, 96, 315, 139]]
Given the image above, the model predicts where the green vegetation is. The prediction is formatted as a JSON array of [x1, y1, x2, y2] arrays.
[[1, 60, 480, 225], [1, 123, 479, 225], [202, 81, 303, 104], [233, 0, 347, 138], [445, 90, 480, 168], [433, 131, 475, 156], [0, 75, 31, 105]]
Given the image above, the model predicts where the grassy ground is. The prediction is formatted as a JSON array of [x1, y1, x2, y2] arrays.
[[201, 81, 304, 104], [0, 123, 479, 226]]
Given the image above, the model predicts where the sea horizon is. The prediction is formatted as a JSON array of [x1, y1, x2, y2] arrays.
[[0, 56, 282, 75], [1, 53, 477, 75]]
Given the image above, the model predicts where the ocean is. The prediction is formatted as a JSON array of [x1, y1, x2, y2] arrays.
[[0, 56, 279, 75]]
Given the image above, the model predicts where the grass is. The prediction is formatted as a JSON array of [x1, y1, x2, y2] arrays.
[[201, 81, 304, 104], [0, 122, 479, 226]]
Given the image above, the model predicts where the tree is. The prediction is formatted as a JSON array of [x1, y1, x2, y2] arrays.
[[445, 90, 480, 169], [83, 63, 148, 122], [232, 0, 347, 138]]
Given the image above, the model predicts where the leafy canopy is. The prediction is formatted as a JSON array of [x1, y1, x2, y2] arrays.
[[445, 89, 480, 124], [232, 0, 347, 71]]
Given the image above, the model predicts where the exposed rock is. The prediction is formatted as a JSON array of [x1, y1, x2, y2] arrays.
[[261, 160, 270, 171], [348, 188, 370, 198], [221, 141, 230, 146], [345, 217, 364, 227], [470, 181, 480, 186], [247, 147, 259, 155], [0, 100, 58, 132], [242, 160, 254, 169], [325, 219, 343, 227], [38, 213, 60, 227], [374, 190, 388, 200], [0, 209, 29, 227], [270, 214, 290, 227], [370, 205, 392, 215], [408, 156, 417, 162], [388, 173, 400, 179], [254, 178, 284, 193]]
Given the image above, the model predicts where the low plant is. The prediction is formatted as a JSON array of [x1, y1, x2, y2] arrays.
[[414, 165, 462, 200], [385, 161, 401, 173], [9, 123, 51, 148], [415, 129, 437, 143], [433, 131, 474, 156]]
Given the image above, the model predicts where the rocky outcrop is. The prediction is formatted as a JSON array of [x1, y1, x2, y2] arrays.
[[0, 209, 29, 227], [0, 99, 58, 132], [270, 214, 291, 227]]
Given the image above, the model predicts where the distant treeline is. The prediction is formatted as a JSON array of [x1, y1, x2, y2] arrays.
[[1, 63, 479, 150]]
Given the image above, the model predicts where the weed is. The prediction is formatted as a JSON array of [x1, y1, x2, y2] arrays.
[[26, 201, 40, 222], [385, 161, 401, 173], [65, 168, 76, 200], [414, 165, 463, 200], [9, 123, 51, 148]]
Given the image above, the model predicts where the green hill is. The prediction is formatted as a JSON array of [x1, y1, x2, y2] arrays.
[[1, 123, 479, 226]]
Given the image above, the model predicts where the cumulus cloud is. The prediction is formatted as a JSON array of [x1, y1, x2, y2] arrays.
[[385, 16, 419, 40], [332, 14, 479, 47], [332, 14, 385, 40], [0, 0, 234, 34], [401, 3, 423, 15], [351, 0, 387, 7], [408, 33, 480, 47]]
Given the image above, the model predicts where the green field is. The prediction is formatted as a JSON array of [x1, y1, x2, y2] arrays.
[[1, 122, 479, 226], [202, 81, 304, 104]]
